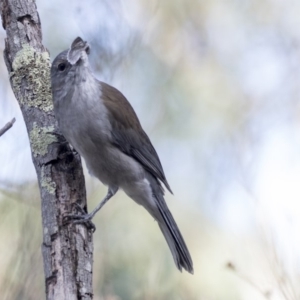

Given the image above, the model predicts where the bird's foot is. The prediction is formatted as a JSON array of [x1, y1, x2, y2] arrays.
[[63, 203, 96, 232]]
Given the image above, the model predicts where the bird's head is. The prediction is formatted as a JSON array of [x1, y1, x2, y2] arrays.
[[51, 37, 91, 102]]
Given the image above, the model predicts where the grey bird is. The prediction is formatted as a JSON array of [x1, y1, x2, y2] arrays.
[[51, 37, 193, 274]]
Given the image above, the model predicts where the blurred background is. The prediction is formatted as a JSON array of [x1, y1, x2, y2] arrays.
[[1, 0, 300, 299]]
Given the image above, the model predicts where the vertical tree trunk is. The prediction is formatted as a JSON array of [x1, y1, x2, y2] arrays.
[[0, 1, 94, 299]]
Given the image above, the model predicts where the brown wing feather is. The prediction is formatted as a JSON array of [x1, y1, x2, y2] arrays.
[[100, 82, 173, 194]]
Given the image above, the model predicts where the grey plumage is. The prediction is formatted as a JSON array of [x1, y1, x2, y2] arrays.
[[51, 37, 193, 274]]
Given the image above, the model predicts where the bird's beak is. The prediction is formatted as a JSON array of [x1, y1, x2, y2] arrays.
[[67, 37, 90, 65]]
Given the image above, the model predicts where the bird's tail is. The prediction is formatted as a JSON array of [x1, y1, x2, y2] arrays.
[[155, 193, 194, 274]]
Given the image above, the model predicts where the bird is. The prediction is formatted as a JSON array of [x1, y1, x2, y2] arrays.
[[51, 37, 193, 274]]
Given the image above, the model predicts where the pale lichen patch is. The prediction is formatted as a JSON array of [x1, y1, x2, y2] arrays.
[[85, 261, 92, 272], [29, 122, 57, 157], [11, 43, 53, 112], [41, 165, 56, 195]]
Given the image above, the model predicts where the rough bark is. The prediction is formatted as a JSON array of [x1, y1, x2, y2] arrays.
[[0, 1, 94, 299]]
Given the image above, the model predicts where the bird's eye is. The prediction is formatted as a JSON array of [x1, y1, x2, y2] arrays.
[[58, 63, 66, 71]]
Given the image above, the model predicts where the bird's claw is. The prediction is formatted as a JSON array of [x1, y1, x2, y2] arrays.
[[63, 204, 96, 232]]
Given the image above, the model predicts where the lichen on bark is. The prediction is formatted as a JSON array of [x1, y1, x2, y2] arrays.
[[29, 122, 57, 157], [11, 43, 53, 112], [40, 165, 56, 195]]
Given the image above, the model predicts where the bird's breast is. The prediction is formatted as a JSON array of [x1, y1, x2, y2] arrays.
[[55, 76, 145, 188]]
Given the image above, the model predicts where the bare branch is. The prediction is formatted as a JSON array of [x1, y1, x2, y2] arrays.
[[1, 0, 93, 298], [0, 117, 16, 137]]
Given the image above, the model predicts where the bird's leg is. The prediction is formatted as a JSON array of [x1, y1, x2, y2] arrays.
[[86, 186, 118, 219], [64, 187, 118, 231]]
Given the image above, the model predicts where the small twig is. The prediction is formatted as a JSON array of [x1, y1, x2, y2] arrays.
[[0, 118, 16, 137], [226, 262, 272, 299]]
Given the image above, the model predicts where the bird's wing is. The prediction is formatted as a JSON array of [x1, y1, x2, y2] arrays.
[[100, 82, 172, 194]]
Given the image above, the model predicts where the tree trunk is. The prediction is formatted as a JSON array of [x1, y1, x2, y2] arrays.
[[0, 1, 94, 299]]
